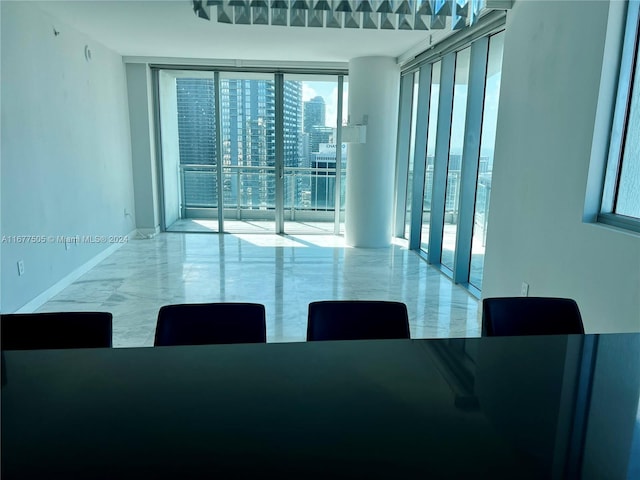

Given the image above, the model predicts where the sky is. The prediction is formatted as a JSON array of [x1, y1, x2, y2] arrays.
[[301, 81, 349, 127]]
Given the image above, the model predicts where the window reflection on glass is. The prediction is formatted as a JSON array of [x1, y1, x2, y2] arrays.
[[421, 61, 441, 255], [469, 31, 504, 289], [441, 47, 471, 271]]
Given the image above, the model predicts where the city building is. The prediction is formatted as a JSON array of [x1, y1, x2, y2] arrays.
[[310, 143, 348, 210], [303, 96, 325, 133], [176, 78, 217, 207], [176, 78, 302, 212]]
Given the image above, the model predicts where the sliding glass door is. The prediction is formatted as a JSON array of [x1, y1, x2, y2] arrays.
[[157, 68, 347, 235], [282, 74, 348, 234], [219, 73, 277, 233]]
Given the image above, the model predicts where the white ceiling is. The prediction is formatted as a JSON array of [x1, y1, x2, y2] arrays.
[[35, 0, 441, 64]]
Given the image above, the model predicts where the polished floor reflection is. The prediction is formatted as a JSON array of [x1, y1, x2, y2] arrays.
[[37, 233, 481, 347]]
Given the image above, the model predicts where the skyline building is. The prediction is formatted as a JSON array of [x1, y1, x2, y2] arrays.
[[304, 95, 333, 155], [176, 78, 217, 208], [311, 143, 347, 209], [176, 77, 302, 211], [303, 96, 325, 133]]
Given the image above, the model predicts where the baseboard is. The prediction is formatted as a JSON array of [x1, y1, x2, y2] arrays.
[[14, 229, 137, 314]]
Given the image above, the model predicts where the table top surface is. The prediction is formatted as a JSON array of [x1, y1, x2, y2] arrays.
[[2, 333, 639, 479]]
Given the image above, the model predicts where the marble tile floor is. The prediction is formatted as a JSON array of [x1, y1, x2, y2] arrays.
[[36, 232, 482, 348]]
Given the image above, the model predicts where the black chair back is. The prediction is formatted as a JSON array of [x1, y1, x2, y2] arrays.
[[154, 303, 266, 346], [1, 312, 113, 350], [482, 297, 584, 337], [307, 300, 410, 341]]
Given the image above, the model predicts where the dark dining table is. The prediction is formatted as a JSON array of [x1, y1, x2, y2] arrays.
[[2, 333, 639, 479]]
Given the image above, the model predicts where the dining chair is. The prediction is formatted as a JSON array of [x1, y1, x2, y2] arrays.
[[154, 302, 267, 346], [481, 297, 585, 337], [307, 300, 410, 341], [0, 311, 113, 350]]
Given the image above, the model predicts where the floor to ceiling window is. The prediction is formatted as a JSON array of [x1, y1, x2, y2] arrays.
[[394, 71, 421, 240], [396, 15, 505, 296], [421, 60, 440, 255], [405, 74, 420, 240], [282, 74, 348, 234], [441, 47, 471, 272], [156, 68, 347, 235], [220, 73, 277, 232], [470, 31, 504, 289]]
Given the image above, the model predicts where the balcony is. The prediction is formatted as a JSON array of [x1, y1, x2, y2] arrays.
[[170, 164, 346, 233]]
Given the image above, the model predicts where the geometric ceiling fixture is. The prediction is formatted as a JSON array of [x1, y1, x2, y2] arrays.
[[430, 12, 446, 29], [308, 9, 325, 26], [290, 8, 307, 26], [398, 13, 414, 30], [252, 5, 270, 23], [451, 0, 468, 29], [196, 0, 513, 31], [218, 4, 233, 23], [380, 12, 396, 29], [272, 6, 288, 24], [326, 9, 342, 28], [345, 11, 361, 28], [362, 11, 379, 28]]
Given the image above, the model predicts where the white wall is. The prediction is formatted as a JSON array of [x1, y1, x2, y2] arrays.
[[0, 2, 136, 312], [126, 63, 161, 234], [483, 0, 640, 333]]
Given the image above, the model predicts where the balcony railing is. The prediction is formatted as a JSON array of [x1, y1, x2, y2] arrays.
[[179, 163, 346, 221]]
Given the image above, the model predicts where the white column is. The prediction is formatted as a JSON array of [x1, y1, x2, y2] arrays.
[[345, 57, 400, 247]]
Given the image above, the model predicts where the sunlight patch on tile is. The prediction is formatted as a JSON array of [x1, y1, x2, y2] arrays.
[[287, 235, 350, 248], [232, 234, 308, 248]]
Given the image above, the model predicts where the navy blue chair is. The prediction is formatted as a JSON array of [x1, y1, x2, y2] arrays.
[[307, 300, 410, 341], [482, 297, 584, 337], [154, 303, 267, 346], [1, 312, 113, 350]]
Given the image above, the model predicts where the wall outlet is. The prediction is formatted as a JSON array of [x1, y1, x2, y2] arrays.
[[520, 282, 529, 297], [17, 260, 25, 276]]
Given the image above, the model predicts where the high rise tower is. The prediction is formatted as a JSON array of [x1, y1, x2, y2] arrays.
[[304, 96, 325, 133]]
